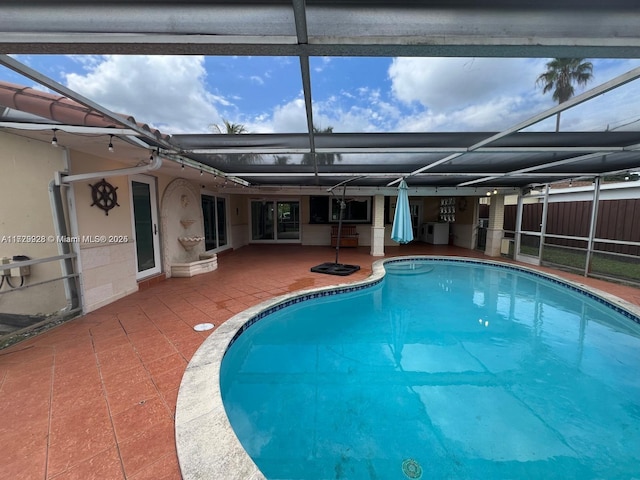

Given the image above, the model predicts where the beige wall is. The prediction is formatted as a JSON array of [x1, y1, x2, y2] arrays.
[[70, 153, 134, 240], [0, 132, 69, 315], [160, 178, 206, 275], [451, 196, 477, 249], [69, 152, 140, 312], [229, 193, 248, 227]]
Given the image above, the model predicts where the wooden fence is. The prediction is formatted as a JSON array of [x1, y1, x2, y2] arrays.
[[503, 198, 640, 256]]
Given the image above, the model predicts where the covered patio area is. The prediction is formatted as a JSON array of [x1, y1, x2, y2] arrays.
[[1, 244, 639, 479]]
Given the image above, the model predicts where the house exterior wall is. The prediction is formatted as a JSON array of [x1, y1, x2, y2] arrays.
[[68, 152, 139, 312], [451, 196, 476, 249], [160, 178, 206, 277], [0, 132, 69, 315], [485, 194, 505, 257], [229, 193, 249, 249], [0, 127, 502, 317]]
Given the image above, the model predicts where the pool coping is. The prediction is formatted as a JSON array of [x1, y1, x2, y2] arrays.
[[174, 256, 640, 480]]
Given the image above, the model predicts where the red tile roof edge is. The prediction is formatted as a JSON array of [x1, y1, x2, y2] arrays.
[[0, 80, 169, 141]]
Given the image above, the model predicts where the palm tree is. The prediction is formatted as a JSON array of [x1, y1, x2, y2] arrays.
[[272, 155, 289, 165], [210, 119, 262, 165], [211, 119, 248, 135], [302, 126, 342, 166], [536, 58, 594, 132]]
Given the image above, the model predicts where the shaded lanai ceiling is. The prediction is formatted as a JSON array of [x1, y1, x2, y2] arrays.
[[1, 1, 640, 192]]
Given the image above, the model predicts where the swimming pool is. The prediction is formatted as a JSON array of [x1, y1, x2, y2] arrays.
[[176, 257, 640, 480]]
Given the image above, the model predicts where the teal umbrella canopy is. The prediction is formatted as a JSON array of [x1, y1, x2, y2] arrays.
[[391, 179, 414, 244]]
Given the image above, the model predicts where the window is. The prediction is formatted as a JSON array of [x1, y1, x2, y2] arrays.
[[331, 197, 370, 223], [309, 196, 329, 223], [309, 196, 371, 223], [202, 194, 227, 251]]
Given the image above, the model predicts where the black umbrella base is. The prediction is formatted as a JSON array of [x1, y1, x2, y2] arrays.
[[310, 262, 361, 276]]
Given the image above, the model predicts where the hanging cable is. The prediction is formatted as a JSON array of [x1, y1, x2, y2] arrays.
[[5, 275, 25, 288]]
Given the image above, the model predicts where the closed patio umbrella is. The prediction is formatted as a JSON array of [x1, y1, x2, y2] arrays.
[[391, 179, 414, 244]]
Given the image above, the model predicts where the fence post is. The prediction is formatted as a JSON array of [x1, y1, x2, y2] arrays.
[[515, 189, 524, 258], [585, 176, 601, 277], [539, 184, 550, 260]]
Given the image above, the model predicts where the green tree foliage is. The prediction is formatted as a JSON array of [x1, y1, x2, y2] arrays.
[[302, 126, 342, 166], [210, 119, 262, 165], [536, 58, 594, 132]]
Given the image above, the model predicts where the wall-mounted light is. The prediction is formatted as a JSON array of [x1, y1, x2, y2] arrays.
[[199, 169, 203, 176], [493, 189, 498, 195], [108, 134, 114, 153], [51, 129, 58, 147]]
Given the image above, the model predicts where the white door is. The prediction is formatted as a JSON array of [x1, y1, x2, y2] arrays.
[[130, 174, 161, 279]]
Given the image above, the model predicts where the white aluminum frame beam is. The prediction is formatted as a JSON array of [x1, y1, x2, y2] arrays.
[[2, 3, 639, 58], [188, 145, 627, 155], [0, 122, 139, 136]]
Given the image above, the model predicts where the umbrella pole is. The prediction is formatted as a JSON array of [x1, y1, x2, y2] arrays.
[[334, 184, 347, 264], [310, 181, 361, 276]]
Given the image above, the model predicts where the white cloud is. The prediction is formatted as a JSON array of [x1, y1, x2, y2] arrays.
[[386, 57, 565, 131], [384, 57, 640, 132], [270, 98, 308, 133], [60, 55, 637, 137], [313, 56, 332, 73], [389, 57, 545, 111], [64, 55, 224, 134], [389, 58, 552, 132]]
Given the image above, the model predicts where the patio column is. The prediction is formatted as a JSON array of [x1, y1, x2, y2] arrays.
[[484, 194, 505, 257], [370, 194, 385, 256]]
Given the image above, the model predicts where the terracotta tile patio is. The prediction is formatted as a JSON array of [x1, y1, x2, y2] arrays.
[[1, 245, 639, 479]]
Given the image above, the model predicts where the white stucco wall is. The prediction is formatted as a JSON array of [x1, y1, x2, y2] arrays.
[[68, 152, 139, 312], [0, 131, 69, 315]]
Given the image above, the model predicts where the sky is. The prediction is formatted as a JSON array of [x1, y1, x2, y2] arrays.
[[3, 54, 640, 136]]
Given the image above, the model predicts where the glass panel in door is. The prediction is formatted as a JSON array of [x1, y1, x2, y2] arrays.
[[251, 201, 275, 240], [277, 201, 300, 240], [202, 195, 218, 251], [131, 178, 160, 277], [409, 201, 421, 240], [217, 197, 227, 247], [202, 195, 228, 250]]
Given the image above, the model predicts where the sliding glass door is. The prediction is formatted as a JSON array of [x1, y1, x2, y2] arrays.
[[251, 200, 300, 242], [202, 194, 227, 251]]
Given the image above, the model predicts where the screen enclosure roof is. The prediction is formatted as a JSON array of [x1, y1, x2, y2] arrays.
[[1, 0, 640, 192]]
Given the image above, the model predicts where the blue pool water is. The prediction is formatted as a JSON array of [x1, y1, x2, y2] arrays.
[[220, 259, 640, 479]]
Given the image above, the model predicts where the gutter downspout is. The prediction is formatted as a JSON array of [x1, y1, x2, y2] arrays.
[[54, 152, 163, 185]]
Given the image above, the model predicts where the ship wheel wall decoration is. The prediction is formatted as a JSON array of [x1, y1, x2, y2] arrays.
[[89, 178, 120, 215]]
